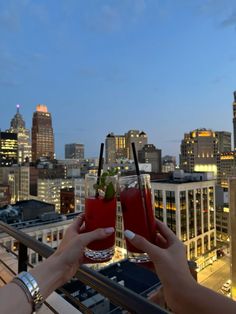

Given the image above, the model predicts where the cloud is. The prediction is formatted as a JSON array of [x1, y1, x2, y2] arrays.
[[221, 11, 236, 28], [85, 0, 148, 33]]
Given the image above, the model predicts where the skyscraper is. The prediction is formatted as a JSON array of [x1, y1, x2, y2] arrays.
[[125, 130, 148, 160], [65, 143, 84, 159], [233, 91, 236, 151], [31, 105, 54, 162], [105, 133, 126, 164], [180, 129, 218, 175], [215, 131, 231, 153], [0, 131, 18, 167], [138, 144, 162, 173], [7, 104, 31, 164]]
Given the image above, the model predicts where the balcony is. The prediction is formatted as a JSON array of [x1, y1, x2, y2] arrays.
[[0, 221, 169, 313]]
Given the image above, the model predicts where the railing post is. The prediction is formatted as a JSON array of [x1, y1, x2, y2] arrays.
[[18, 243, 28, 273]]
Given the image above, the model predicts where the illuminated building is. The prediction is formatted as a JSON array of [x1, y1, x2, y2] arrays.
[[0, 132, 18, 167], [105, 133, 126, 164], [218, 151, 236, 188], [105, 130, 148, 164], [7, 104, 31, 164], [125, 130, 148, 160], [233, 92, 236, 151], [65, 143, 84, 160], [37, 178, 74, 212], [0, 185, 11, 207], [180, 129, 218, 176], [229, 177, 236, 300], [31, 104, 54, 162], [0, 166, 29, 203], [152, 171, 216, 270], [138, 144, 162, 173], [60, 187, 75, 214]]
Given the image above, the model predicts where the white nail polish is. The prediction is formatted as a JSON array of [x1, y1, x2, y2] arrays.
[[104, 227, 114, 234], [124, 230, 135, 240]]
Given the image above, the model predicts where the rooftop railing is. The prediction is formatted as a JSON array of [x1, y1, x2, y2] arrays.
[[0, 221, 169, 314]]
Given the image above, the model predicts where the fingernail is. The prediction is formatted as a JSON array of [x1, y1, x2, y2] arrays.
[[104, 227, 114, 234], [124, 230, 135, 240]]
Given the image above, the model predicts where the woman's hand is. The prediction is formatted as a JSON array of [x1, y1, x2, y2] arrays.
[[51, 213, 114, 283], [124, 219, 195, 311]]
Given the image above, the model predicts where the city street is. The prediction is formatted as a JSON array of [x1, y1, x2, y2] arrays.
[[198, 256, 230, 293]]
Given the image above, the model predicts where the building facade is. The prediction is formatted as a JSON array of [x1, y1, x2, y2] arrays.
[[152, 172, 216, 270], [0, 166, 30, 203], [125, 130, 148, 160], [215, 131, 231, 153], [0, 132, 18, 167], [138, 144, 162, 173], [180, 129, 218, 176], [233, 92, 236, 151], [65, 143, 84, 160], [31, 105, 54, 162], [7, 105, 31, 164], [105, 133, 126, 164]]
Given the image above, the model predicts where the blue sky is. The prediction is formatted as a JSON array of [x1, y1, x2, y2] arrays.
[[0, 0, 236, 160]]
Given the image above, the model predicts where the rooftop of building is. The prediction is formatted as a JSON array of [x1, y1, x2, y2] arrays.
[[151, 170, 215, 184]]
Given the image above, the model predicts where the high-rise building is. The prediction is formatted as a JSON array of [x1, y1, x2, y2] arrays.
[[105, 130, 148, 164], [180, 129, 218, 175], [65, 143, 84, 160], [138, 144, 162, 173], [229, 177, 236, 300], [31, 105, 54, 162], [105, 133, 126, 164], [152, 171, 216, 271], [233, 91, 236, 151], [7, 104, 31, 164], [0, 132, 18, 167], [217, 151, 236, 188], [215, 131, 231, 153], [125, 130, 148, 160]]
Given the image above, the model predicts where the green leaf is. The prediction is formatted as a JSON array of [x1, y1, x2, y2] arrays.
[[104, 182, 115, 200]]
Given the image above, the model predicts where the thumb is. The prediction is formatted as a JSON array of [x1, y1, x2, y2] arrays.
[[79, 227, 114, 246], [124, 230, 162, 259]]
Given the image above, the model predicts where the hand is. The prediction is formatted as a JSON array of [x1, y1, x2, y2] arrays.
[[124, 219, 196, 311], [50, 213, 114, 284]]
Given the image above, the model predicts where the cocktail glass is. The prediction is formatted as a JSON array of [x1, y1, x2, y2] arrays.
[[119, 174, 156, 262], [84, 173, 117, 262]]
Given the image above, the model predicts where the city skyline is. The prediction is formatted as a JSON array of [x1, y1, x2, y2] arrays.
[[0, 1, 236, 158]]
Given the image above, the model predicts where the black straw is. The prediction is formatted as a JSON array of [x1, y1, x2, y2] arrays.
[[97, 143, 104, 190], [131, 142, 140, 176]]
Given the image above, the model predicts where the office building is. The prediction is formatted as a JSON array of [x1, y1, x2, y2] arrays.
[[65, 143, 84, 160], [7, 104, 31, 163], [0, 185, 11, 207], [180, 129, 218, 175], [37, 178, 74, 212], [0, 166, 30, 203], [152, 171, 216, 270], [217, 151, 236, 188], [125, 130, 148, 160], [105, 130, 148, 164], [233, 92, 236, 151], [0, 132, 18, 167], [138, 144, 162, 173], [60, 187, 75, 214], [229, 178, 236, 300], [31, 104, 54, 162], [215, 131, 231, 153], [105, 133, 126, 164], [162, 155, 176, 173]]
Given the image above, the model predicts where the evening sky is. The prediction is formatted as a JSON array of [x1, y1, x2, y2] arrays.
[[0, 0, 236, 160]]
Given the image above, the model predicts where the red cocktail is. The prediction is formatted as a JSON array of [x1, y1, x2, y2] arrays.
[[84, 173, 117, 262], [119, 174, 156, 262]]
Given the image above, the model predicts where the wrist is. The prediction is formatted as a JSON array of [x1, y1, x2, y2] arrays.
[[30, 255, 65, 299]]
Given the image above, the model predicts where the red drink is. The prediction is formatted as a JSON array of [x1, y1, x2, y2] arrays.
[[84, 173, 117, 262], [85, 197, 116, 251], [119, 174, 156, 261]]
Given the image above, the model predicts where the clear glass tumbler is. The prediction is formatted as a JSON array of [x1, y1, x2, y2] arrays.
[[84, 173, 117, 262], [119, 174, 156, 262]]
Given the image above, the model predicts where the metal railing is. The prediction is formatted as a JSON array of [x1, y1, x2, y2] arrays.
[[0, 221, 169, 314]]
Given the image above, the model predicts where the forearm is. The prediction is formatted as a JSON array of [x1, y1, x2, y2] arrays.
[[171, 281, 236, 314]]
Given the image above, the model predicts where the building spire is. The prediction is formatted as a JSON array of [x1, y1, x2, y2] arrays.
[[16, 104, 20, 114]]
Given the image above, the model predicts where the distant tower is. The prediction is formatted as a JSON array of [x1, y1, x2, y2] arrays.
[[65, 143, 84, 159], [7, 104, 31, 164], [31, 105, 54, 162], [233, 91, 236, 150]]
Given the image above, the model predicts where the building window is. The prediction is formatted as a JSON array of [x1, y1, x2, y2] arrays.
[[180, 191, 187, 241], [154, 190, 163, 221], [188, 190, 195, 239], [166, 190, 176, 233]]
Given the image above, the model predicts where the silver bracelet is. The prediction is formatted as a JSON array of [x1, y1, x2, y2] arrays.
[[12, 271, 44, 313]]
